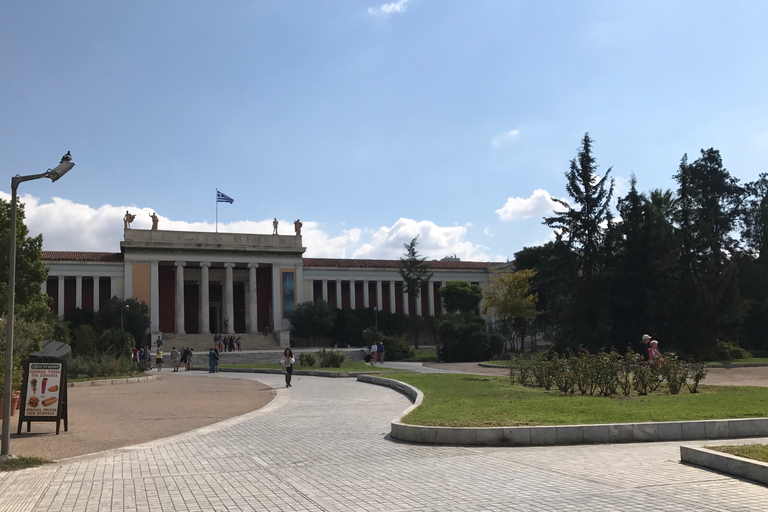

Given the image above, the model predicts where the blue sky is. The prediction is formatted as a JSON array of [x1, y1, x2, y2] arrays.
[[2, 1, 767, 261]]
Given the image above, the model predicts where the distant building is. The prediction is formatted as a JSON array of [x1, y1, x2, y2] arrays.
[[42, 229, 502, 345]]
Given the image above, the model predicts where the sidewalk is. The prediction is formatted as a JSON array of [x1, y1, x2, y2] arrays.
[[1, 371, 767, 511]]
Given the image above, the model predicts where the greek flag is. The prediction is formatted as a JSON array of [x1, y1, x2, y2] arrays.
[[217, 190, 234, 204]]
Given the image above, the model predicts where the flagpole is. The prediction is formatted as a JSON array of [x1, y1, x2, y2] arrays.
[[215, 189, 219, 233]]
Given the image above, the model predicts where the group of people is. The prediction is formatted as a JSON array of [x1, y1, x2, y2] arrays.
[[639, 334, 664, 367], [132, 338, 193, 372], [366, 342, 385, 365], [214, 334, 241, 353]]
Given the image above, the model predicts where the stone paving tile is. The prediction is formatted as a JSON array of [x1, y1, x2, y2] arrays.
[[1, 371, 768, 511]]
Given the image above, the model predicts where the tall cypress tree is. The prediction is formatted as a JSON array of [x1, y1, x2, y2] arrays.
[[543, 134, 615, 351]]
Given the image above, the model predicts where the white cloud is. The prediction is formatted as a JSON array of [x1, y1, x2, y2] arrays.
[[351, 218, 492, 261], [0, 194, 493, 261], [368, 0, 410, 16], [491, 129, 520, 147], [495, 189, 561, 221]]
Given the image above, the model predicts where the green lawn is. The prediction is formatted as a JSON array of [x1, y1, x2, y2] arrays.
[[69, 373, 147, 383], [402, 348, 438, 362], [706, 358, 768, 366], [708, 444, 768, 463], [219, 361, 409, 372], [0, 456, 49, 472], [384, 373, 768, 427]]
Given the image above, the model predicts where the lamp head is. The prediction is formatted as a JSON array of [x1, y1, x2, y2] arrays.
[[49, 161, 75, 182]]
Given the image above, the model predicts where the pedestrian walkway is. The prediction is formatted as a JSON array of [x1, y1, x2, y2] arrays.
[[1, 371, 767, 511]]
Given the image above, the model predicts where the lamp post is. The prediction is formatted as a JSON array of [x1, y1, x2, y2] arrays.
[[2, 158, 74, 456]]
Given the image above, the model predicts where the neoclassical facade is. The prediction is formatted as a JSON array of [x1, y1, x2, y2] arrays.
[[42, 229, 502, 341]]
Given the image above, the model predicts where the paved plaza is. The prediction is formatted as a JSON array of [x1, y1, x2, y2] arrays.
[[1, 371, 767, 511]]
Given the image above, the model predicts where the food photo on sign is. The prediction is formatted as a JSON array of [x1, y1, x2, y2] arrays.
[[24, 363, 62, 417]]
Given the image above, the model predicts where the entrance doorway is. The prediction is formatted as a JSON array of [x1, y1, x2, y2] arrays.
[[209, 303, 221, 334]]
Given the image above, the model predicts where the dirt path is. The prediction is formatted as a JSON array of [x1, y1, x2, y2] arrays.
[[1, 372, 275, 461], [422, 362, 768, 387]]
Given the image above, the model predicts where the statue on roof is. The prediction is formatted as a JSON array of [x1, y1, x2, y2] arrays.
[[273, 218, 279, 235], [123, 211, 136, 229], [294, 219, 302, 236], [149, 212, 159, 230]]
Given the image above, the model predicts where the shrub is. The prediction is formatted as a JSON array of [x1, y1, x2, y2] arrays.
[[438, 315, 496, 362], [660, 353, 688, 395], [299, 352, 317, 367], [100, 328, 135, 357], [685, 362, 708, 393], [71, 324, 99, 355], [68, 354, 138, 378], [702, 340, 753, 361], [315, 349, 346, 368], [531, 352, 557, 390], [384, 336, 415, 361], [632, 362, 654, 396]]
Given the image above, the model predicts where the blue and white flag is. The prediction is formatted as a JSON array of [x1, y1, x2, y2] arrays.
[[217, 190, 234, 204]]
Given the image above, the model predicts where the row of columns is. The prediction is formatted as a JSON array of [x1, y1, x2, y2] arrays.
[[168, 261, 292, 336], [42, 275, 117, 317], [313, 279, 439, 316]]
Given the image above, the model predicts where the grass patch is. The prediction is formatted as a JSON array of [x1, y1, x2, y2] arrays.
[[708, 444, 768, 463], [383, 373, 768, 427], [0, 456, 50, 472], [402, 348, 438, 362], [220, 361, 409, 372], [69, 373, 146, 383], [706, 358, 768, 366]]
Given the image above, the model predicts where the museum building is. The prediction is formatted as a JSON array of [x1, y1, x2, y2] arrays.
[[41, 228, 503, 344]]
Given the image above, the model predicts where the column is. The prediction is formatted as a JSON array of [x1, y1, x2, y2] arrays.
[[335, 280, 342, 309], [75, 275, 83, 309], [376, 280, 383, 310], [174, 261, 185, 334], [349, 280, 356, 309], [93, 276, 100, 313], [41, 280, 47, 295], [363, 280, 370, 308], [427, 279, 435, 316], [389, 282, 396, 313], [296, 264, 304, 305], [402, 282, 409, 316], [199, 262, 210, 334], [151, 261, 160, 333], [322, 279, 328, 302], [124, 261, 133, 299], [303, 280, 311, 302], [416, 285, 423, 316], [224, 262, 235, 334], [271, 265, 281, 329], [57, 276, 65, 316], [248, 263, 259, 333]]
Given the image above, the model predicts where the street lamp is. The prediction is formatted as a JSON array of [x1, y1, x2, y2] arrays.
[[2, 157, 75, 456]]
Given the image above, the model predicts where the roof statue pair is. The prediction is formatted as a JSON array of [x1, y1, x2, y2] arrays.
[[123, 211, 159, 230]]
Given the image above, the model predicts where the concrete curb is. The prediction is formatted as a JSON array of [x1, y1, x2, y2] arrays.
[[357, 375, 768, 446], [68, 375, 160, 387], [681, 445, 768, 485]]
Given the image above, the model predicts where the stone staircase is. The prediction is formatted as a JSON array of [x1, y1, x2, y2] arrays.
[[159, 333, 282, 352]]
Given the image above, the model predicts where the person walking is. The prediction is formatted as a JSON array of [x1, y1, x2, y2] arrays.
[[370, 342, 378, 365], [186, 348, 193, 371], [208, 347, 218, 373], [171, 347, 181, 372], [281, 348, 295, 388], [377, 342, 385, 364], [156, 347, 163, 372]]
